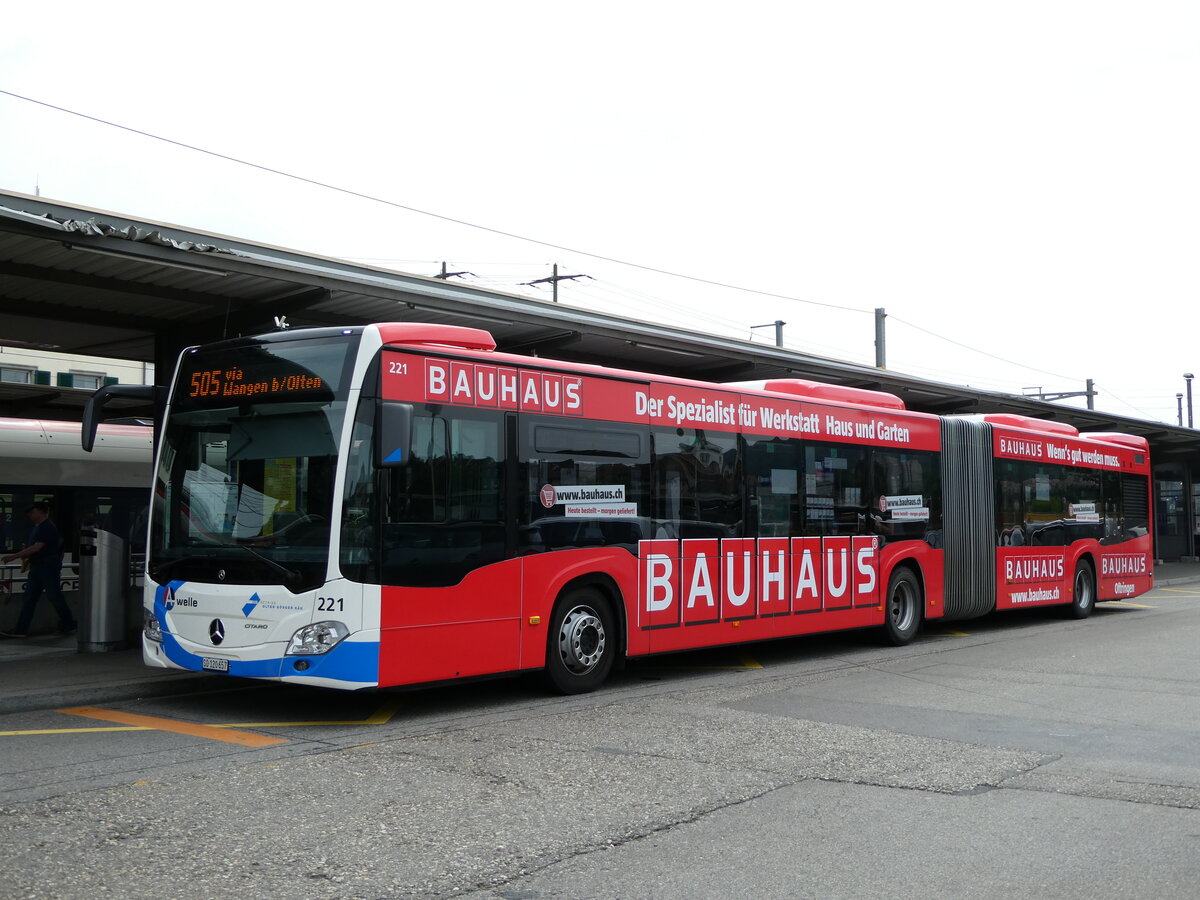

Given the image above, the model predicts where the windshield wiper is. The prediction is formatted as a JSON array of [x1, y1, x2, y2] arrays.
[[148, 543, 302, 589], [227, 541, 303, 588]]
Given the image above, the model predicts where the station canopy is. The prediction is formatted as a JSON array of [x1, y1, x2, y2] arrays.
[[0, 188, 1193, 459]]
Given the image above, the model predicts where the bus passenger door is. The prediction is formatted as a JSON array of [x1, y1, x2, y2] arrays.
[[376, 405, 522, 685]]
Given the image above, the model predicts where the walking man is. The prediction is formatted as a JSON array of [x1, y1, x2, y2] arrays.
[[1, 502, 76, 637]]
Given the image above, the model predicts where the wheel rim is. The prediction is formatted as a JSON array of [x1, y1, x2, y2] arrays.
[[557, 604, 606, 675], [890, 580, 917, 633], [1075, 568, 1093, 609]]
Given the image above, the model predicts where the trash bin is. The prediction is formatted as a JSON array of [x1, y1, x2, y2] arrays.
[[78, 527, 129, 652]]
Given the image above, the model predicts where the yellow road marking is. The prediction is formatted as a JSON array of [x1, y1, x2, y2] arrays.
[[0, 726, 148, 736], [59, 707, 288, 747], [927, 629, 970, 637], [1104, 600, 1156, 609], [0, 700, 402, 738]]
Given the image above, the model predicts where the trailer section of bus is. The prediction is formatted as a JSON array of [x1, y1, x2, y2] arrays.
[[986, 415, 1152, 613]]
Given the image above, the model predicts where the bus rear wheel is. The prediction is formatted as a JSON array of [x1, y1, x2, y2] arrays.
[[1067, 560, 1096, 619], [882, 567, 922, 646], [546, 588, 616, 694]]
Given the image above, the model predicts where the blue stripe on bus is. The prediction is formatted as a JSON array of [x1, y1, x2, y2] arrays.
[[152, 580, 378, 685], [279, 639, 379, 682]]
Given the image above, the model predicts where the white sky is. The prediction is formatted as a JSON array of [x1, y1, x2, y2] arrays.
[[1, 2, 1197, 424]]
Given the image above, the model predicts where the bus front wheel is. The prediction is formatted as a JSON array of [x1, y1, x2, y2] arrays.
[[882, 567, 922, 646], [545, 588, 616, 695], [1067, 560, 1096, 619]]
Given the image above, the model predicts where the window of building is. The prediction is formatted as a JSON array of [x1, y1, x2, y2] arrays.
[[70, 372, 104, 391], [0, 367, 33, 384]]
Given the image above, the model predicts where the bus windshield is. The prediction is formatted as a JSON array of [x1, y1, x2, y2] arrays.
[[149, 333, 357, 591]]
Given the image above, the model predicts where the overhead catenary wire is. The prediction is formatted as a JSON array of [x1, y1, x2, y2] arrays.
[[567, 279, 757, 334], [364, 254, 1152, 404], [0, 88, 867, 316], [553, 278, 878, 362], [344, 250, 1116, 398], [0, 88, 1171, 421], [886, 314, 1084, 384]]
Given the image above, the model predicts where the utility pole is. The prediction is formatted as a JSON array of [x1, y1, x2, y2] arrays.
[[751, 320, 786, 347], [1177, 393, 1185, 426], [1022, 379, 1097, 409], [521, 264, 589, 303], [1185, 373, 1194, 427], [874, 308, 886, 368], [432, 262, 474, 280]]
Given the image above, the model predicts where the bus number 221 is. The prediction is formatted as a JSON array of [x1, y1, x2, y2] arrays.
[[317, 597, 344, 612]]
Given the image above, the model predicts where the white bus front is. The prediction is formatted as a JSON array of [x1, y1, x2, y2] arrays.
[[142, 328, 377, 689]]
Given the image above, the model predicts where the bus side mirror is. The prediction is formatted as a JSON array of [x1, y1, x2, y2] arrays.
[[81, 383, 161, 452], [377, 402, 413, 468]]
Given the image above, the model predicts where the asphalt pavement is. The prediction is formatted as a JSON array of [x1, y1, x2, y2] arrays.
[[1, 561, 1198, 714]]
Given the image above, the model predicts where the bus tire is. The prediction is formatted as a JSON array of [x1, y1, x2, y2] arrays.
[[545, 587, 616, 695], [1067, 560, 1096, 619], [882, 567, 922, 646]]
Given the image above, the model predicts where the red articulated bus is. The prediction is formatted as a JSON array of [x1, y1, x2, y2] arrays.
[[98, 323, 1152, 693]]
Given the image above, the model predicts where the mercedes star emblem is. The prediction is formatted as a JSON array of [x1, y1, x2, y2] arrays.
[[209, 619, 226, 645]]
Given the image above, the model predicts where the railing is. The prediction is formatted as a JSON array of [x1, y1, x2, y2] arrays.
[[0, 563, 23, 595], [0, 556, 143, 595]]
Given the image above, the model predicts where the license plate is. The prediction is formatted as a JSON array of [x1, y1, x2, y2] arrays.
[[201, 656, 229, 672]]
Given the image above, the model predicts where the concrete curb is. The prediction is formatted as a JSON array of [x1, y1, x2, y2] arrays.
[[0, 672, 223, 715], [1154, 576, 1200, 588]]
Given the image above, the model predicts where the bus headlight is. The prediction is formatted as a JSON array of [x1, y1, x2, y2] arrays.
[[144, 608, 163, 643], [286, 621, 349, 655]]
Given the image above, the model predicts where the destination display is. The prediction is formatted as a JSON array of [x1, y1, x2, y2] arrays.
[[176, 336, 355, 406]]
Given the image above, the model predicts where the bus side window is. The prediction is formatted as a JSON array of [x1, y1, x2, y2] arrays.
[[741, 434, 797, 539], [392, 416, 449, 524], [1118, 472, 1149, 542], [340, 398, 380, 581], [524, 418, 650, 553], [995, 461, 1024, 546], [799, 443, 867, 537], [871, 448, 940, 545], [652, 428, 740, 540]]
